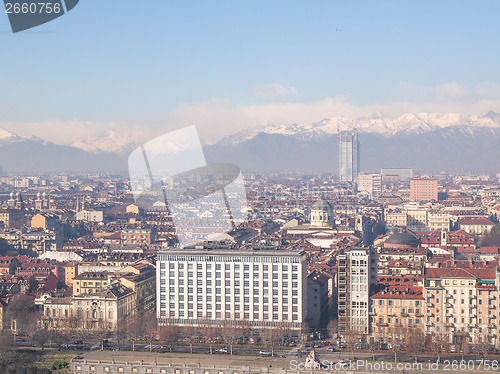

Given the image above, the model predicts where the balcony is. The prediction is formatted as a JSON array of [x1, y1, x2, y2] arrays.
[[488, 295, 496, 300], [489, 325, 497, 329], [489, 305, 496, 309], [477, 285, 495, 290], [446, 303, 453, 308]]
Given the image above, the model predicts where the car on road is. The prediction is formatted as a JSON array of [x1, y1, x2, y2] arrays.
[[215, 347, 228, 354], [259, 350, 272, 357], [328, 347, 336, 352], [335, 360, 349, 370]]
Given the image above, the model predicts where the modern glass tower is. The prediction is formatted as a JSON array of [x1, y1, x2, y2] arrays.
[[338, 131, 359, 183]]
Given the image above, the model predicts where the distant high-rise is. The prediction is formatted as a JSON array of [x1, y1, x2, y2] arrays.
[[410, 178, 438, 202], [338, 131, 359, 183]]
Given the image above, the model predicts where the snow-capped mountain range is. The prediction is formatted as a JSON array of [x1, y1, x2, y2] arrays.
[[216, 111, 500, 146], [2, 111, 500, 172]]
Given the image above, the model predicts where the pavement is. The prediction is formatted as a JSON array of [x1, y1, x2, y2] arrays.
[[75, 348, 500, 373]]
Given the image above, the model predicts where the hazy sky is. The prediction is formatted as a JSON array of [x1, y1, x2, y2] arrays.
[[1, 1, 500, 147]]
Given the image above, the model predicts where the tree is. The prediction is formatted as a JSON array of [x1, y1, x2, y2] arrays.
[[5, 295, 39, 338], [404, 327, 425, 363], [115, 319, 128, 350], [388, 325, 404, 363], [301, 321, 310, 345], [28, 278, 38, 293], [260, 328, 281, 356], [33, 324, 51, 351], [477, 328, 492, 358], [142, 311, 158, 352], [183, 325, 197, 353], [479, 224, 500, 246], [125, 315, 142, 351], [343, 329, 362, 361], [221, 324, 237, 355], [159, 324, 179, 352], [428, 330, 448, 363], [326, 319, 338, 341]]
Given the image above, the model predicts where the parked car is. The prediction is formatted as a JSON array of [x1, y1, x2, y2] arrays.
[[328, 347, 336, 352], [215, 347, 228, 353]]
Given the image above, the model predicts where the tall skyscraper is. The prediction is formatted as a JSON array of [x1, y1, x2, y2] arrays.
[[338, 131, 359, 183]]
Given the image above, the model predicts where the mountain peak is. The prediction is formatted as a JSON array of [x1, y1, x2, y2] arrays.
[[482, 110, 500, 121]]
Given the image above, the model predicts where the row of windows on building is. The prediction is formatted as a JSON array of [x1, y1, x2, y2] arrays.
[[165, 262, 296, 270], [428, 316, 497, 325], [159, 310, 300, 321], [160, 277, 299, 289], [159, 287, 299, 300], [373, 300, 422, 307], [159, 256, 301, 264], [376, 317, 422, 325], [161, 271, 298, 281]]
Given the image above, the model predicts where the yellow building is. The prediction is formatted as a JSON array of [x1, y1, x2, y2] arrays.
[[73, 272, 115, 296], [31, 212, 59, 230], [119, 261, 156, 314], [370, 285, 425, 342]]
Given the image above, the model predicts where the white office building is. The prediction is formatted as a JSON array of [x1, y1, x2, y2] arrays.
[[157, 248, 307, 330], [357, 173, 382, 199]]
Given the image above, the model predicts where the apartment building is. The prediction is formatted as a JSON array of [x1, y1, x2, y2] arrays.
[[73, 272, 114, 296], [0, 209, 24, 229], [410, 178, 438, 202], [424, 268, 500, 347], [337, 247, 378, 336], [121, 229, 154, 245], [370, 285, 425, 341], [357, 173, 382, 199], [157, 248, 307, 331]]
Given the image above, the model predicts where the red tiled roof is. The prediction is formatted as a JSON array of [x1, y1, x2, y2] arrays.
[[460, 217, 495, 226], [372, 285, 424, 299], [425, 267, 495, 280], [478, 247, 500, 254]]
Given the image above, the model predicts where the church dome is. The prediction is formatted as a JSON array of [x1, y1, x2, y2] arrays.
[[311, 199, 332, 211], [385, 232, 421, 246]]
